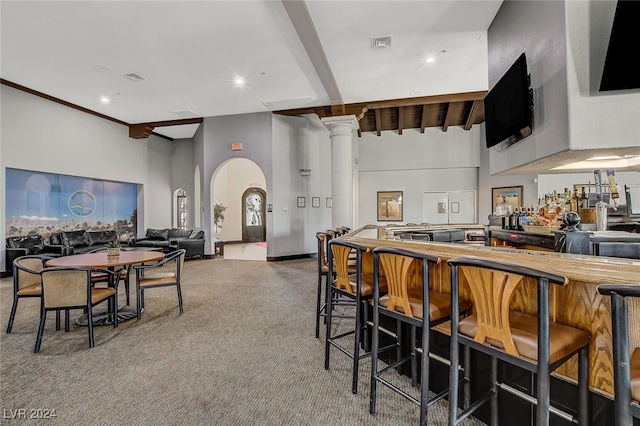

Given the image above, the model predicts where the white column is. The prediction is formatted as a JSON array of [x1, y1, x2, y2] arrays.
[[321, 116, 359, 229]]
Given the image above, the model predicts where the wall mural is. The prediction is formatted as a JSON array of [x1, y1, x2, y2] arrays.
[[5, 168, 137, 242]]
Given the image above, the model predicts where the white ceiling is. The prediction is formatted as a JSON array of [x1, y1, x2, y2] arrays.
[[0, 0, 503, 139]]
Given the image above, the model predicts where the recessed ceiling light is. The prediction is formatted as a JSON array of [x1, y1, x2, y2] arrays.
[[121, 73, 145, 82], [234, 77, 245, 86], [425, 57, 435, 63], [99, 96, 110, 104], [93, 63, 113, 73]]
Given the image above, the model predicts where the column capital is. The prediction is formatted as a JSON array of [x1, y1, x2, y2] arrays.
[[321, 115, 359, 136]]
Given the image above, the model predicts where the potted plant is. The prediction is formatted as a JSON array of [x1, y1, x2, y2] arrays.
[[106, 240, 121, 257], [213, 202, 227, 232]]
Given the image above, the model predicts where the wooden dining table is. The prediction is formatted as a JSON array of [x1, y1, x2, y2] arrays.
[[46, 250, 165, 325]]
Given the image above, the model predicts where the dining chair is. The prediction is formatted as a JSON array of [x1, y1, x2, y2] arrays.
[[132, 249, 185, 320], [597, 283, 640, 425], [447, 257, 591, 426], [87, 246, 132, 305], [369, 247, 471, 426], [6, 255, 59, 333], [35, 267, 121, 353], [325, 239, 386, 394]]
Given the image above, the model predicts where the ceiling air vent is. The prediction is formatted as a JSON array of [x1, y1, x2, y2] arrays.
[[172, 110, 199, 119], [121, 72, 145, 82], [262, 97, 314, 111], [371, 36, 392, 50]]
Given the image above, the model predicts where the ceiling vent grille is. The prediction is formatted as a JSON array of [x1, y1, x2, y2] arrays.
[[121, 72, 145, 82], [371, 36, 392, 50], [262, 97, 314, 111], [172, 110, 199, 118]]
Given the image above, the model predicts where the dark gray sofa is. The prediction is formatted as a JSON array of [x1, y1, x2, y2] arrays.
[[56, 230, 118, 255], [134, 228, 205, 258], [5, 235, 65, 276]]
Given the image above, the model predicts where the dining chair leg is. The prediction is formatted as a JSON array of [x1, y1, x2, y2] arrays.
[[34, 308, 46, 353], [411, 324, 418, 388], [113, 294, 119, 328], [6, 297, 19, 333], [177, 283, 184, 314], [64, 309, 70, 332], [87, 304, 95, 348], [55, 310, 61, 331], [136, 283, 143, 320]]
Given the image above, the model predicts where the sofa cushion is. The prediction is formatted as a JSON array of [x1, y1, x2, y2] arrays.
[[61, 230, 87, 248], [146, 228, 170, 241], [86, 230, 117, 246], [6, 235, 45, 253], [190, 230, 204, 239], [49, 233, 62, 245], [169, 228, 192, 239]]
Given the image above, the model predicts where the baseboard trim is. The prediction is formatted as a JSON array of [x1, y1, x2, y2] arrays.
[[266, 253, 314, 262], [1, 271, 11, 278]]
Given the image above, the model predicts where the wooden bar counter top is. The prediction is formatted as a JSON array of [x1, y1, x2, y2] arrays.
[[341, 225, 640, 397]]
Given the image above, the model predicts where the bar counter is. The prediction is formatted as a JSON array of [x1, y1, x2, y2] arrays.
[[342, 225, 640, 397]]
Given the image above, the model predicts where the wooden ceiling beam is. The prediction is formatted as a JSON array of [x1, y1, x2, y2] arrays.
[[375, 109, 382, 136], [464, 100, 481, 131], [129, 124, 155, 139], [442, 101, 464, 132], [398, 106, 404, 135], [420, 104, 428, 133]]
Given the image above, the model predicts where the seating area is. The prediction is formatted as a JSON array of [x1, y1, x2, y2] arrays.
[[317, 231, 617, 426]]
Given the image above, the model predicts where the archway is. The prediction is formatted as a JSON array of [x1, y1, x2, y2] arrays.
[[210, 158, 267, 260]]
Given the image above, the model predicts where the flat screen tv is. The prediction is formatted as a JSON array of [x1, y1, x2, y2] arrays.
[[484, 52, 533, 148]]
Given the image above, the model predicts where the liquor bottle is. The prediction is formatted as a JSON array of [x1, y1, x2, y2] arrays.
[[570, 190, 578, 212], [580, 187, 589, 209], [509, 208, 518, 230]]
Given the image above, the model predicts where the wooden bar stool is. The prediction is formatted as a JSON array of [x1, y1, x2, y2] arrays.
[[369, 247, 470, 425], [597, 283, 640, 425], [325, 239, 385, 394], [315, 231, 333, 338], [447, 257, 591, 426]]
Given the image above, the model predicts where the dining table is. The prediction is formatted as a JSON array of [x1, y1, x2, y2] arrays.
[[46, 250, 165, 325]]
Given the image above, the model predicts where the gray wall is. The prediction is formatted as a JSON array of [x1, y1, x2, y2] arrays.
[[358, 126, 481, 225], [487, 0, 570, 175], [0, 85, 176, 272]]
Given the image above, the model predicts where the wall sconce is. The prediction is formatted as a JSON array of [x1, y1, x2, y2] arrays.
[[299, 169, 311, 176]]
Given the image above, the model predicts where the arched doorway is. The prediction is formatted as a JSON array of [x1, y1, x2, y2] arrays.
[[242, 187, 266, 243]]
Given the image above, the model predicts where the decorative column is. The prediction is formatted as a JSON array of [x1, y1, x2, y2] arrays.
[[321, 115, 359, 229]]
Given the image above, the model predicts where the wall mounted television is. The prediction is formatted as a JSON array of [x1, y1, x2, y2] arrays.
[[484, 52, 533, 148]]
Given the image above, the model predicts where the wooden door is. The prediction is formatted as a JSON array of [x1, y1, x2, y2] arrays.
[[242, 188, 266, 243]]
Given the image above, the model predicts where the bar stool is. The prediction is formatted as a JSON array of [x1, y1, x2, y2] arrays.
[[597, 283, 640, 425], [325, 239, 386, 394], [315, 231, 333, 338], [447, 257, 591, 426], [369, 247, 471, 425]]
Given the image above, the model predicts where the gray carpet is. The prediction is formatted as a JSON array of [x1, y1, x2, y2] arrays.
[[0, 257, 486, 425]]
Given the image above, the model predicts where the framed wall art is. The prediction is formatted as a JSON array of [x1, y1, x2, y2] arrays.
[[297, 197, 306, 208], [312, 197, 320, 208], [377, 191, 403, 222], [492, 186, 523, 212]]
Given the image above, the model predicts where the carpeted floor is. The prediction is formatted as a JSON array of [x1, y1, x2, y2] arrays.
[[0, 257, 486, 425]]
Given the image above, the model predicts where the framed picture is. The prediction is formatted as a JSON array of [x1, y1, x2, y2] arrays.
[[297, 196, 305, 208], [312, 197, 320, 208], [377, 191, 403, 222], [492, 186, 523, 212], [326, 197, 332, 208]]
